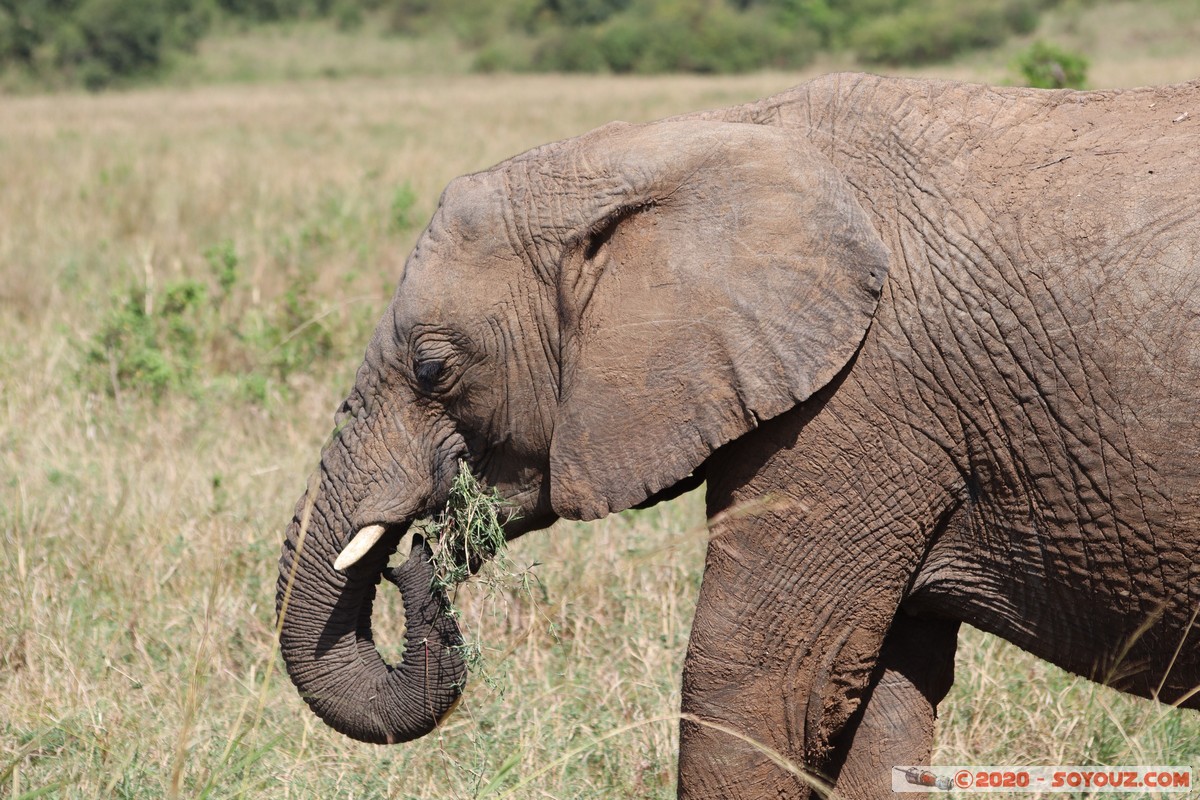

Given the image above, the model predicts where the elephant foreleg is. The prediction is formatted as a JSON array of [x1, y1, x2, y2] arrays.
[[675, 365, 962, 799], [828, 614, 960, 799], [676, 519, 924, 799]]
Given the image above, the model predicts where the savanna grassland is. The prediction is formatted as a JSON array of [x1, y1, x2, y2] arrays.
[[4, 4, 1200, 798]]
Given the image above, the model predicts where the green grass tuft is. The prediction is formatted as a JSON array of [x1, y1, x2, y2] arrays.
[[420, 462, 541, 678], [425, 462, 517, 593]]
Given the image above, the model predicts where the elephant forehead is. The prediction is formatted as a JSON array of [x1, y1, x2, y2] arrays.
[[392, 262, 477, 330], [400, 177, 522, 291], [399, 234, 525, 312], [436, 173, 509, 243], [396, 225, 518, 319], [392, 243, 526, 334]]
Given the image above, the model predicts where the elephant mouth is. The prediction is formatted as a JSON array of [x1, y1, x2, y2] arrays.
[[334, 456, 484, 573]]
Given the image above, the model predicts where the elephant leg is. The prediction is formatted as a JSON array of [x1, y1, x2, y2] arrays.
[[677, 520, 927, 799], [828, 614, 960, 799], [677, 383, 960, 799]]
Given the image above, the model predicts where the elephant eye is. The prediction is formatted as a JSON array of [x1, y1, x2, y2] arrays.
[[408, 329, 469, 397], [413, 356, 446, 392]]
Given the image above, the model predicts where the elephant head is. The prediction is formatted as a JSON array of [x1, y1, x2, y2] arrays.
[[276, 119, 890, 744]]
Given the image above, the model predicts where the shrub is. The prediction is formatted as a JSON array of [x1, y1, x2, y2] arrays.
[[688, 6, 817, 72], [81, 240, 356, 405], [0, 7, 16, 60], [537, 0, 632, 27], [0, 0, 212, 88], [853, 0, 1043, 65], [592, 17, 645, 72], [214, 0, 296, 22], [471, 36, 536, 72], [73, 0, 169, 88], [1014, 40, 1088, 89], [734, 0, 910, 48], [0, 0, 1071, 85], [535, 0, 818, 74], [534, 26, 607, 71], [85, 278, 208, 399], [333, 0, 364, 29]]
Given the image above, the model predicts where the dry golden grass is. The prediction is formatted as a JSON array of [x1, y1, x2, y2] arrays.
[[0, 70, 825, 800], [2, 29, 1200, 800]]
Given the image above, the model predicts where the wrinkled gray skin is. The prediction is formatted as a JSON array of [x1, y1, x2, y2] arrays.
[[278, 74, 1200, 797]]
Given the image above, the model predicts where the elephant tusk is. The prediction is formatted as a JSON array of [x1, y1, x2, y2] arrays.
[[334, 524, 386, 571]]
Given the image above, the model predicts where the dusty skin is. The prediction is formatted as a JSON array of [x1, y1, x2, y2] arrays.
[[277, 74, 1200, 798]]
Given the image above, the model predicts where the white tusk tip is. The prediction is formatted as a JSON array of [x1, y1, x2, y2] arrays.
[[334, 524, 387, 571]]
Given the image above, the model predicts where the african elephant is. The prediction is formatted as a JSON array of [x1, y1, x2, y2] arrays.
[[276, 73, 1200, 798]]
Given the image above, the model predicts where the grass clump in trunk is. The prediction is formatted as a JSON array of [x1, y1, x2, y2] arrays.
[[426, 462, 516, 591], [421, 462, 538, 676]]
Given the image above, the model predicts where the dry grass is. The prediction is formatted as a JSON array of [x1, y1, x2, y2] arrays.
[[0, 71, 822, 800], [3, 27, 1200, 800]]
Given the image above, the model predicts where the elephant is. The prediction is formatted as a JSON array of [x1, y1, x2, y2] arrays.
[[276, 73, 1200, 798]]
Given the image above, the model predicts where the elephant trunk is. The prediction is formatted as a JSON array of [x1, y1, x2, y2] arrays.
[[275, 474, 466, 744]]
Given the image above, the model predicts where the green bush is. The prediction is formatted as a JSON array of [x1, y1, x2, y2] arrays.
[[73, 0, 169, 87], [594, 16, 646, 72], [734, 0, 909, 48], [853, 0, 1042, 65], [0, 7, 16, 60], [533, 0, 818, 74], [214, 0, 304, 22], [471, 36, 536, 72], [85, 278, 208, 399], [1, 0, 1068, 86], [333, 0, 364, 29], [81, 241, 353, 405], [525, 0, 1052, 75], [534, 26, 607, 70], [0, 0, 212, 88], [537, 0, 632, 26], [1014, 40, 1088, 88], [688, 5, 817, 72]]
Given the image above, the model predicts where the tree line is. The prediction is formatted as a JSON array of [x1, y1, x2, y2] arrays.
[[0, 0, 1066, 89]]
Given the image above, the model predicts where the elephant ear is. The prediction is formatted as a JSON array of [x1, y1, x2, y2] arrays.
[[545, 120, 891, 520]]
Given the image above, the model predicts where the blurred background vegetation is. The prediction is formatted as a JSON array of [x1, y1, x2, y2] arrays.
[[0, 0, 1109, 89]]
